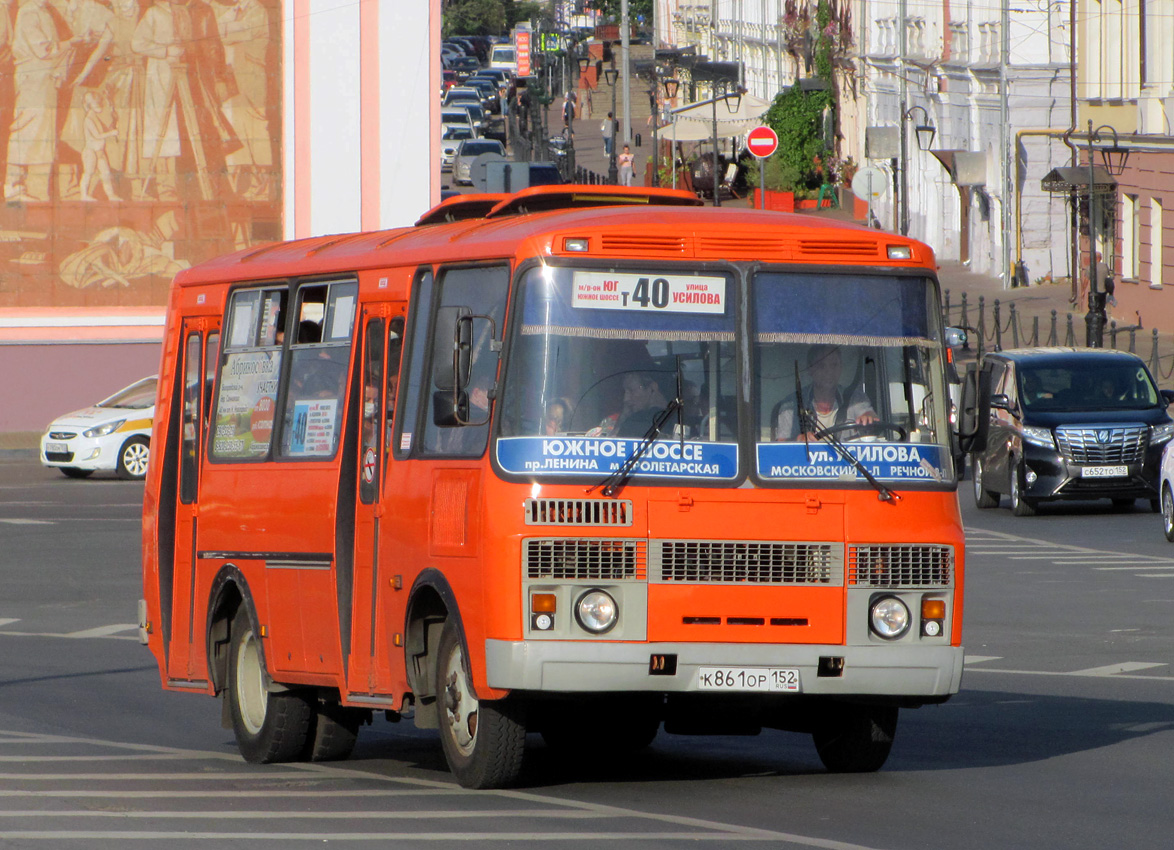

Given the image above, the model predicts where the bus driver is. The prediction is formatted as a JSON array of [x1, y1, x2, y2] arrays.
[[775, 344, 878, 441]]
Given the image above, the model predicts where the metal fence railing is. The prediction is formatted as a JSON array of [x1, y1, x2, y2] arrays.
[[942, 289, 1172, 379]]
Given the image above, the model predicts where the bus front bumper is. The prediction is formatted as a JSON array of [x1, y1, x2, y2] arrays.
[[485, 640, 963, 698]]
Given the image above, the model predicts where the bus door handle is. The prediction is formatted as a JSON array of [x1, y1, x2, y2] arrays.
[[374, 503, 385, 518]]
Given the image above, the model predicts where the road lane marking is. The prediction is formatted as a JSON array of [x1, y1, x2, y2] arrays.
[[963, 656, 1003, 665], [1069, 662, 1168, 676], [0, 519, 54, 525], [0, 620, 18, 628]]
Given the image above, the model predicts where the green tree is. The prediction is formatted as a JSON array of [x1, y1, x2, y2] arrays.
[[583, 0, 654, 22], [443, 0, 507, 36], [754, 84, 834, 194]]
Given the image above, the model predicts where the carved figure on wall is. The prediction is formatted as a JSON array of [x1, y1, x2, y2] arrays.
[[217, 0, 270, 200], [131, 0, 239, 200], [4, 0, 71, 202], [104, 0, 145, 197], [79, 90, 121, 200], [59, 209, 188, 288]]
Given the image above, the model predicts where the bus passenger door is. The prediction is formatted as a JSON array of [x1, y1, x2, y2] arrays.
[[348, 310, 404, 693], [169, 323, 219, 681]]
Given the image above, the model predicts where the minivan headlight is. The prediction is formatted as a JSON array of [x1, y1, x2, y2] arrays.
[[1152, 422, 1174, 444], [83, 419, 125, 438], [1021, 425, 1055, 449]]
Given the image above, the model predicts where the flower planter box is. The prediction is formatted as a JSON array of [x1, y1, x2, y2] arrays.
[[796, 197, 835, 210], [753, 189, 794, 212]]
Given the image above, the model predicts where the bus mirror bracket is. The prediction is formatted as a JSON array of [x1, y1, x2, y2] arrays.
[[955, 361, 992, 454], [432, 308, 498, 428]]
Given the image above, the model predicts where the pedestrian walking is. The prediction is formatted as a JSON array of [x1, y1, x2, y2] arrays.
[[618, 144, 634, 186], [562, 91, 575, 133], [602, 111, 616, 156]]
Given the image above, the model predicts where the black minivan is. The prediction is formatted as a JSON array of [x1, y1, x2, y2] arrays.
[[970, 348, 1174, 515]]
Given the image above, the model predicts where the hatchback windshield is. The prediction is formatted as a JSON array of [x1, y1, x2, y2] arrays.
[[1018, 361, 1160, 410], [100, 377, 158, 409]]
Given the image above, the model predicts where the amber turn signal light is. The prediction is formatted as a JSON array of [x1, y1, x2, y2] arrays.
[[922, 599, 946, 619], [531, 593, 557, 613]]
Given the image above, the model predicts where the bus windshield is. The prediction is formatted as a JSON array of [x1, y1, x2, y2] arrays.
[[752, 272, 952, 484], [497, 265, 738, 482]]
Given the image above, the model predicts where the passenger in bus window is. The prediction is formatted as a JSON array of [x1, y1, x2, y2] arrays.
[[774, 344, 878, 441], [543, 398, 573, 435]]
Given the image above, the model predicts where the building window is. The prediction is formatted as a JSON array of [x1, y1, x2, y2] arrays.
[[1122, 194, 1140, 280], [1150, 197, 1163, 289]]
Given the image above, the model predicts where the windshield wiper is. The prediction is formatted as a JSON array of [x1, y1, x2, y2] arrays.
[[794, 363, 900, 503], [589, 358, 685, 498]]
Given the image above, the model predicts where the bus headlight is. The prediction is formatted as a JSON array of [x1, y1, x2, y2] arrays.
[[870, 596, 910, 640], [575, 589, 618, 634]]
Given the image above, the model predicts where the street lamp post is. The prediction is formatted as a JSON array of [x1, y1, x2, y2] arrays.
[[661, 77, 679, 188], [605, 67, 619, 184], [1085, 120, 1130, 347], [899, 104, 936, 236], [709, 81, 741, 207]]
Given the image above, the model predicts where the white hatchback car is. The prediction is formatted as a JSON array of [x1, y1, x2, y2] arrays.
[[40, 376, 157, 480]]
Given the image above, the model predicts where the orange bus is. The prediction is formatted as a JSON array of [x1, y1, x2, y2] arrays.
[[141, 186, 965, 788]]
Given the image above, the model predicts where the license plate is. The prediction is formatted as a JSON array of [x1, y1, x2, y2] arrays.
[[1081, 465, 1128, 478], [45, 442, 68, 454], [696, 666, 800, 692]]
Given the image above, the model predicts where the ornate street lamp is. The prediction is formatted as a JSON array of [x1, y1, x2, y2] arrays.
[[605, 67, 620, 184], [1085, 121, 1129, 347], [899, 104, 936, 236]]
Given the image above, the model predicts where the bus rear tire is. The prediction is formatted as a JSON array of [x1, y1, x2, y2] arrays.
[[812, 704, 898, 773], [304, 701, 362, 762], [436, 619, 525, 789], [227, 610, 313, 764]]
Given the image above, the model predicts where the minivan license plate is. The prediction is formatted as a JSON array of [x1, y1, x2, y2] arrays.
[[696, 666, 800, 692], [1081, 465, 1128, 478]]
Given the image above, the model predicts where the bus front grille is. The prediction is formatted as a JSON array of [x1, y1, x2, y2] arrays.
[[524, 538, 646, 580], [524, 498, 633, 526], [848, 545, 953, 587], [652, 540, 840, 585]]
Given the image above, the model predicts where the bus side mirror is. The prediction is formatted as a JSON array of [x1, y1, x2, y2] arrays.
[[432, 306, 473, 393], [945, 326, 967, 348], [956, 361, 992, 454]]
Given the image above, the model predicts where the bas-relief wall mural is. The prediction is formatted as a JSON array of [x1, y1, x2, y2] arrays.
[[0, 0, 282, 307]]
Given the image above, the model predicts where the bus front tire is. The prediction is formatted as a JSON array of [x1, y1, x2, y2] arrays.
[[812, 704, 898, 773], [435, 619, 525, 789], [227, 610, 313, 764]]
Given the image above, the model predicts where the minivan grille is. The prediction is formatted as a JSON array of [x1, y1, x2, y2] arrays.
[[848, 545, 953, 587], [524, 538, 646, 580], [652, 540, 840, 584], [1055, 425, 1148, 464]]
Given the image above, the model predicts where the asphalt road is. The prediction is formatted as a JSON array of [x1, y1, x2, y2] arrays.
[[1, 457, 1172, 849]]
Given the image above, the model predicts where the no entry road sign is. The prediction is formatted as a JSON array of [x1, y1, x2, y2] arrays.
[[746, 126, 779, 159]]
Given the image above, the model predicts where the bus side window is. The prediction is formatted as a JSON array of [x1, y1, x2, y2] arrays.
[[385, 316, 404, 455], [421, 265, 509, 457], [394, 270, 434, 460], [278, 281, 358, 460]]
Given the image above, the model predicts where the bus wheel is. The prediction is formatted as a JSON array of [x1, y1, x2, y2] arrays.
[[812, 704, 898, 773], [435, 619, 525, 789], [227, 610, 312, 764], [304, 701, 362, 762], [116, 436, 150, 480]]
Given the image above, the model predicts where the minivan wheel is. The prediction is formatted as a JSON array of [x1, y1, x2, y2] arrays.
[[1163, 485, 1174, 542], [972, 457, 999, 509], [1010, 461, 1037, 517]]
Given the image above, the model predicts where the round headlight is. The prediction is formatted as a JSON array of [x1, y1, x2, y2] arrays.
[[870, 596, 911, 640], [575, 590, 618, 634]]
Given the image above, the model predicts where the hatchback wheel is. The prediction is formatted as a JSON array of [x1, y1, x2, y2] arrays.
[[116, 437, 150, 480]]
